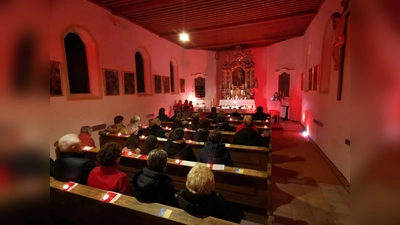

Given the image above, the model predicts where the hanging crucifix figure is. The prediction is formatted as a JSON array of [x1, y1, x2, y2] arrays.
[[332, 0, 350, 71]]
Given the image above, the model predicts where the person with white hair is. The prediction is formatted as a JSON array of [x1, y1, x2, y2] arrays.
[[51, 134, 95, 184], [177, 164, 230, 220], [126, 115, 143, 136]]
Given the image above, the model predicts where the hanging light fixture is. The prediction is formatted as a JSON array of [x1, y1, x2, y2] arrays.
[[179, 1, 189, 42], [215, 12, 219, 59]]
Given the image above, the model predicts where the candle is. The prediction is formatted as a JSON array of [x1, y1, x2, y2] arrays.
[[141, 135, 145, 138], [175, 159, 181, 164], [102, 194, 109, 201], [128, 152, 132, 156], [264, 125, 267, 128], [62, 184, 69, 190], [117, 133, 122, 136]]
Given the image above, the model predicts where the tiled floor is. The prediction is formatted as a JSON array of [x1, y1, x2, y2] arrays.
[[270, 122, 350, 225]]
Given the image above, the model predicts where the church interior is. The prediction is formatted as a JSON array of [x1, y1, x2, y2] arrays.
[[4, 0, 400, 224]]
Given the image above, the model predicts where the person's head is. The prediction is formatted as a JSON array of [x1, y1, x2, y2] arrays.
[[191, 113, 200, 123], [114, 115, 124, 124], [174, 108, 182, 115], [172, 119, 183, 129], [148, 118, 154, 126], [186, 164, 215, 195], [130, 116, 140, 125], [199, 118, 210, 129], [217, 111, 226, 122], [145, 135, 158, 150], [80, 126, 92, 135], [170, 127, 184, 141], [147, 149, 168, 172], [151, 118, 161, 127], [97, 142, 122, 167], [232, 109, 238, 114], [211, 107, 217, 113], [184, 100, 188, 104], [243, 115, 253, 127], [176, 112, 184, 120], [183, 105, 189, 112], [208, 130, 222, 143], [158, 108, 165, 115], [189, 101, 193, 105], [58, 134, 82, 153], [256, 106, 264, 113]]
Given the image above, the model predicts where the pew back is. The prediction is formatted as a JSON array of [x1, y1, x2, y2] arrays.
[[50, 177, 238, 225]]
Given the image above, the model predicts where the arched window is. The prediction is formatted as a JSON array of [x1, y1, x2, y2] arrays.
[[61, 25, 101, 100], [135, 46, 152, 95], [170, 58, 179, 94], [64, 33, 90, 94], [319, 18, 335, 94], [170, 61, 175, 93], [135, 52, 145, 93]]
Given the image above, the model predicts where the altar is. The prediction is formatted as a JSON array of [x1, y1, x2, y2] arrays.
[[219, 99, 256, 113]]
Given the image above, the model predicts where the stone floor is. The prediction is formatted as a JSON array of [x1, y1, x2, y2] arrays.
[[270, 122, 350, 225]]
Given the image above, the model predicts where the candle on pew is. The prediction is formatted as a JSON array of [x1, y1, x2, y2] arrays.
[[264, 125, 267, 128], [102, 194, 109, 201], [62, 184, 69, 190], [117, 133, 122, 136], [128, 152, 132, 156], [184, 128, 187, 131]]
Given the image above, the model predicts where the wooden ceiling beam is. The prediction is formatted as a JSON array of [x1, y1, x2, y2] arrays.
[[159, 9, 317, 38], [112, 0, 191, 15]]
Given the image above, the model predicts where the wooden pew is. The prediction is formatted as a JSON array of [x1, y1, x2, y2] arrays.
[[81, 149, 271, 213], [50, 177, 239, 225], [159, 121, 271, 133], [99, 133, 270, 171]]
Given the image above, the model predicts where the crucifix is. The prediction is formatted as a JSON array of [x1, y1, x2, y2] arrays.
[[332, 0, 350, 101]]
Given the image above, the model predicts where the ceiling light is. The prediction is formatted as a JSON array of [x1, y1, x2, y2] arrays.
[[179, 32, 189, 42]]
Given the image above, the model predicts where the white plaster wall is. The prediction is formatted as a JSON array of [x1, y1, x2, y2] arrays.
[[49, 0, 216, 159]]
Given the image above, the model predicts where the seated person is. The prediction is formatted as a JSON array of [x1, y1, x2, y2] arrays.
[[252, 106, 268, 121], [142, 135, 158, 155], [182, 105, 191, 119], [78, 126, 96, 147], [189, 113, 200, 130], [215, 111, 233, 131], [229, 109, 243, 120], [166, 119, 183, 138], [131, 149, 176, 206], [193, 118, 210, 142], [52, 134, 95, 185], [169, 108, 181, 121], [176, 112, 188, 126], [106, 115, 126, 134], [188, 101, 194, 112], [164, 128, 196, 161], [206, 107, 218, 123], [122, 134, 141, 154], [148, 118, 166, 138], [233, 116, 264, 147], [156, 108, 170, 121], [87, 142, 132, 196], [199, 130, 234, 166], [177, 164, 230, 220], [126, 116, 143, 136]]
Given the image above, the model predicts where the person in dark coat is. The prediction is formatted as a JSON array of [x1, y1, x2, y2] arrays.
[[233, 116, 264, 147], [164, 128, 197, 161], [156, 108, 170, 121], [252, 106, 268, 121], [206, 107, 218, 123], [123, 134, 141, 154], [193, 118, 210, 142], [229, 109, 243, 120], [52, 134, 95, 185], [131, 149, 177, 207], [215, 111, 234, 131], [199, 130, 234, 166], [142, 135, 158, 155], [148, 118, 166, 138], [177, 164, 230, 220]]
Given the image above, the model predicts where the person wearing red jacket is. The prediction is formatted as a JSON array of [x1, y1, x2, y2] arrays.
[[78, 126, 96, 147], [87, 143, 132, 196]]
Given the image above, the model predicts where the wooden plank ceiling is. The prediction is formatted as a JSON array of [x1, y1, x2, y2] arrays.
[[89, 0, 325, 51]]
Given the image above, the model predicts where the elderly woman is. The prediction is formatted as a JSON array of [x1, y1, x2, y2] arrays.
[[164, 128, 196, 161], [126, 116, 143, 136], [199, 130, 234, 166], [148, 118, 166, 138], [193, 118, 210, 142], [177, 164, 230, 220], [78, 126, 96, 147], [87, 142, 132, 196]]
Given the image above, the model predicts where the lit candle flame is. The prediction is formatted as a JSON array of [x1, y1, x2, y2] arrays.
[[62, 184, 69, 190], [102, 194, 109, 200]]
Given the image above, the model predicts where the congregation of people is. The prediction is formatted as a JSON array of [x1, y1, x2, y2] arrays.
[[50, 104, 269, 221]]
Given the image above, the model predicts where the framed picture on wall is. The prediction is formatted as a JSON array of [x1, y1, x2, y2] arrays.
[[154, 75, 162, 94], [180, 78, 185, 93], [122, 71, 135, 94], [103, 69, 119, 95], [50, 61, 63, 96], [307, 67, 313, 92], [313, 64, 320, 90], [162, 76, 170, 93]]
